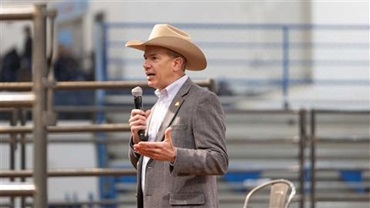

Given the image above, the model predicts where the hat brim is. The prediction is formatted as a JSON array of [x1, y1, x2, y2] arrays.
[[125, 36, 207, 71]]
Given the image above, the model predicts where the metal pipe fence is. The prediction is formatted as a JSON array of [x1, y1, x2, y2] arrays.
[[2, 106, 369, 207], [309, 109, 370, 208], [0, 79, 215, 91], [0, 169, 136, 178], [0, 4, 50, 208], [224, 109, 306, 208]]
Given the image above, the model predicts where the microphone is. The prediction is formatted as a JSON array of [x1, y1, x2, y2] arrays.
[[131, 86, 147, 141]]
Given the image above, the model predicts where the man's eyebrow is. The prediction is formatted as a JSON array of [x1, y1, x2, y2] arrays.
[[143, 52, 157, 58]]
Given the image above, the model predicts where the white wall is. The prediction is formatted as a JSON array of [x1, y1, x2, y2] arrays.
[[312, 0, 369, 24], [83, 1, 311, 81], [311, 0, 369, 78], [235, 1, 369, 109], [308, 1, 369, 108]]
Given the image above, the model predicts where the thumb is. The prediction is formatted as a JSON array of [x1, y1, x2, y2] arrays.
[[164, 127, 173, 144]]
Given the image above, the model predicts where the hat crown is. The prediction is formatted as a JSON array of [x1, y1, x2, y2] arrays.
[[148, 24, 191, 41], [125, 24, 207, 70]]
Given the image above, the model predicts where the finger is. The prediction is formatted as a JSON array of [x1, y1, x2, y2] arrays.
[[145, 109, 151, 118], [136, 141, 157, 148], [134, 143, 157, 155], [129, 114, 147, 126], [130, 109, 146, 117]]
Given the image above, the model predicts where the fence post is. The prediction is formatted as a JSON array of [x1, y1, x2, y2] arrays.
[[282, 26, 290, 109], [33, 3, 48, 208], [299, 109, 307, 208], [94, 14, 117, 207], [310, 109, 316, 208]]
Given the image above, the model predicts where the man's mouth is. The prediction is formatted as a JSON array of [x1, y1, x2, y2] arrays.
[[146, 73, 155, 79]]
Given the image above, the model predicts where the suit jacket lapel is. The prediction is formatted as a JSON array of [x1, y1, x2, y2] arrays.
[[155, 78, 193, 142]]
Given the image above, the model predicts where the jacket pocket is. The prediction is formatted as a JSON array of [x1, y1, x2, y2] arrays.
[[169, 192, 205, 205], [170, 124, 188, 131]]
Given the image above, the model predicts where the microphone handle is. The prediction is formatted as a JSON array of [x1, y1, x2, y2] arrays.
[[133, 96, 147, 141], [138, 130, 147, 141], [134, 96, 143, 109]]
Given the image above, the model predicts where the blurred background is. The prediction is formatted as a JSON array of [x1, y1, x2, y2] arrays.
[[0, 0, 369, 208]]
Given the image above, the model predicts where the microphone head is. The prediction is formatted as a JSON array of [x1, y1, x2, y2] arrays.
[[131, 86, 143, 97]]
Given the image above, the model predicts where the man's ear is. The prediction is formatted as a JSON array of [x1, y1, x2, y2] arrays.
[[172, 57, 184, 72]]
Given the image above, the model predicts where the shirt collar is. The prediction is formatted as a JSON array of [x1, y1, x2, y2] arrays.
[[154, 75, 188, 100]]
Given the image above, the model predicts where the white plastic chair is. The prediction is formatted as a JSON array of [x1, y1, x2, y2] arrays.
[[242, 179, 296, 208]]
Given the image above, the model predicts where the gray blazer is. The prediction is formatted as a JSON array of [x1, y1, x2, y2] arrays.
[[129, 78, 228, 208]]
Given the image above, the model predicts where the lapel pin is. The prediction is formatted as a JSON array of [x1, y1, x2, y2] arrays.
[[175, 101, 180, 107]]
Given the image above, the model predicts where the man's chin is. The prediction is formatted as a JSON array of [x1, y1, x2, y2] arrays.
[[147, 81, 156, 89]]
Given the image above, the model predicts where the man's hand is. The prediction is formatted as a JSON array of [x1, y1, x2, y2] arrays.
[[134, 127, 176, 163], [129, 109, 151, 144]]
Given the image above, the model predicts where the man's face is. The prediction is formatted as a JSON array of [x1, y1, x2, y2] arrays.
[[143, 46, 178, 90]]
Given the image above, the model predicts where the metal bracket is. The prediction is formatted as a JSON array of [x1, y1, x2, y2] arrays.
[[42, 77, 56, 88], [42, 111, 57, 126]]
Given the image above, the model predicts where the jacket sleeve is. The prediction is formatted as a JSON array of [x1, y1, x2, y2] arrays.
[[128, 137, 141, 169]]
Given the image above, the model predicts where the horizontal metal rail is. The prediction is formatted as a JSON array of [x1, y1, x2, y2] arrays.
[[0, 137, 300, 144], [0, 124, 130, 134], [0, 105, 302, 113], [227, 165, 300, 173], [0, 183, 35, 197], [0, 168, 136, 178], [0, 93, 34, 107], [0, 6, 57, 21], [44, 196, 304, 207], [315, 194, 370, 202], [0, 79, 215, 91], [312, 109, 370, 114], [314, 166, 370, 171], [224, 108, 301, 114], [313, 137, 369, 143], [0, 6, 34, 20], [0, 138, 129, 144], [47, 199, 135, 207]]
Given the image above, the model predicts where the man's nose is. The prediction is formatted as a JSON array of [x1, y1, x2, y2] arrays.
[[143, 60, 150, 70]]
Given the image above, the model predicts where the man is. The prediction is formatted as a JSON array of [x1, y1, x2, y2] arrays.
[[17, 26, 32, 81], [126, 24, 228, 208]]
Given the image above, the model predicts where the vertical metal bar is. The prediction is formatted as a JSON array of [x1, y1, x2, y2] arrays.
[[10, 109, 17, 177], [298, 109, 306, 208], [101, 23, 117, 207], [310, 110, 316, 208], [282, 26, 290, 109], [32, 4, 48, 208], [47, 40, 55, 115], [102, 22, 118, 208], [20, 109, 27, 207], [47, 10, 57, 118], [10, 109, 18, 208], [94, 18, 112, 206]]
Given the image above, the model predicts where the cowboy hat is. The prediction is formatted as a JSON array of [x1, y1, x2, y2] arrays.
[[125, 24, 207, 71]]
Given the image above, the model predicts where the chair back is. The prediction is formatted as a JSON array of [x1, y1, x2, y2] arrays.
[[243, 179, 296, 208]]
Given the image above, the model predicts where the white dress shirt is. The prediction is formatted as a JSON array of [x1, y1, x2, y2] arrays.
[[141, 75, 188, 191]]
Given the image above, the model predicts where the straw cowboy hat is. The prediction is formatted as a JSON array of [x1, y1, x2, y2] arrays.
[[125, 24, 207, 71]]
